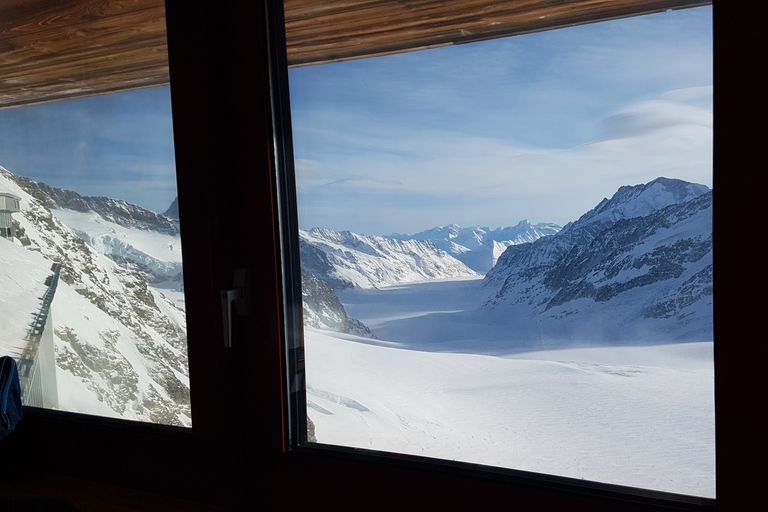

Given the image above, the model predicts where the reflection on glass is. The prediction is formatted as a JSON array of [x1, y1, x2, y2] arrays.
[[0, 86, 190, 426], [290, 7, 713, 497]]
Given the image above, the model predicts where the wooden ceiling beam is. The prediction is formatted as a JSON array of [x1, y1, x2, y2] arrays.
[[284, 0, 712, 67], [0, 0, 168, 109], [0, 0, 710, 109]]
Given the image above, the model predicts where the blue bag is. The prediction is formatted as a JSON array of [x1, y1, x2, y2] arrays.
[[0, 356, 22, 440]]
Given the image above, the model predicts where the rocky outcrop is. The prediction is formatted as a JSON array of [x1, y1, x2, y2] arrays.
[[302, 270, 375, 338]]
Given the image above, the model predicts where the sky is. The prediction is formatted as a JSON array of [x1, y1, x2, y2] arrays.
[[289, 6, 713, 235], [0, 6, 711, 228], [0, 86, 177, 214]]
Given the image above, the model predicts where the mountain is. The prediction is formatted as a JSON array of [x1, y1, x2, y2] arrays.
[[21, 178, 180, 235], [0, 165, 189, 426], [162, 197, 179, 219], [391, 221, 561, 273], [484, 177, 712, 343], [300, 227, 479, 289]]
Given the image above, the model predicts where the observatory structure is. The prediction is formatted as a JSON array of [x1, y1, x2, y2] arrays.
[[0, 192, 21, 239]]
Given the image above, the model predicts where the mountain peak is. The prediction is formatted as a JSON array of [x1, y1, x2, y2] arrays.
[[575, 177, 709, 229], [162, 197, 179, 219]]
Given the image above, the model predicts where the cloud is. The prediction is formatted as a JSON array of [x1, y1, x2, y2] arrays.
[[292, 88, 712, 233], [589, 91, 712, 144]]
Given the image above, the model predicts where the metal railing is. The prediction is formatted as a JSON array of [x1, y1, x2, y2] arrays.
[[18, 263, 61, 407]]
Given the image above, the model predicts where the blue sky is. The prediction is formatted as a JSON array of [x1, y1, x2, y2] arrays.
[[0, 87, 177, 214], [0, 6, 711, 229], [289, 6, 712, 235]]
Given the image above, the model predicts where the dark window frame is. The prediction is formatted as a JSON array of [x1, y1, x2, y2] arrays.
[[2, 1, 764, 510]]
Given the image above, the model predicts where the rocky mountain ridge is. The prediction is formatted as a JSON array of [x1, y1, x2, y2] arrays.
[[301, 270, 375, 338], [14, 176, 179, 235], [300, 227, 479, 290], [484, 177, 712, 342]]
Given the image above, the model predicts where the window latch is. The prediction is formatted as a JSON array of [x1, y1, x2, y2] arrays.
[[221, 269, 250, 347]]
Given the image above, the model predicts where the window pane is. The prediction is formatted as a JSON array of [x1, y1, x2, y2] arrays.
[[0, 86, 190, 427], [290, 6, 713, 497]]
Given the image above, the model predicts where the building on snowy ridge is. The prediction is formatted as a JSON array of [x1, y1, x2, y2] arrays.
[[0, 191, 20, 239]]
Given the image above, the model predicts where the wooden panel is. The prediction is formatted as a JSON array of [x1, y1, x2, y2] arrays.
[[0, 0, 168, 108], [284, 0, 711, 67], [0, 0, 710, 108]]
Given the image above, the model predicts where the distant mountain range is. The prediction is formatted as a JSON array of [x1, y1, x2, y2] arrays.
[[298, 220, 562, 338], [391, 221, 561, 273], [300, 177, 712, 343]]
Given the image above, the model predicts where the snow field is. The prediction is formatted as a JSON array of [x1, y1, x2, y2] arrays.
[[306, 331, 714, 497], [306, 278, 715, 498]]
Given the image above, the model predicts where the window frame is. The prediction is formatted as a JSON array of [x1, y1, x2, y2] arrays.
[[1, 1, 763, 510], [270, 2, 717, 510]]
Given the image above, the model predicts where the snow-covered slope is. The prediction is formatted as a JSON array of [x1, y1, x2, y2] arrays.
[[0, 165, 189, 426], [484, 177, 712, 342], [391, 221, 561, 273], [300, 227, 479, 289], [0, 237, 52, 358]]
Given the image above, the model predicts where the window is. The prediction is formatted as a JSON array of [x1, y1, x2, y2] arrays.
[[0, 86, 189, 426], [1, 0, 761, 509], [281, 3, 713, 503]]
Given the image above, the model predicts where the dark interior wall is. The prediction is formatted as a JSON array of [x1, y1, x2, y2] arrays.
[[0, 1, 765, 511]]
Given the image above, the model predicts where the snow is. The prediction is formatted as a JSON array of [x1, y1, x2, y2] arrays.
[[149, 280, 186, 327], [390, 222, 562, 273], [0, 237, 53, 357], [307, 277, 715, 498]]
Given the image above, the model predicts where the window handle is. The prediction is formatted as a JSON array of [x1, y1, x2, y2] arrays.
[[221, 269, 250, 347]]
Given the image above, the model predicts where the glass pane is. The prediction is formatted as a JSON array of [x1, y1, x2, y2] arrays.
[[290, 7, 713, 497], [0, 86, 190, 427]]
